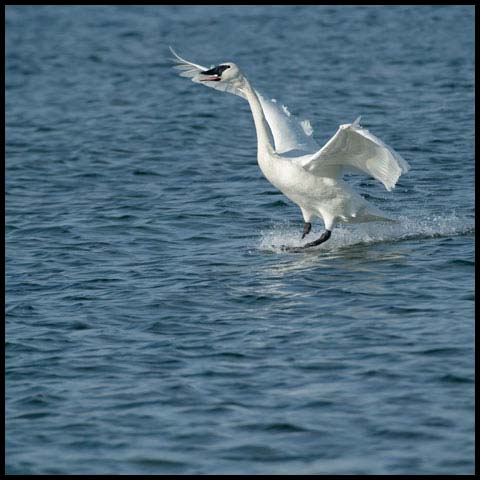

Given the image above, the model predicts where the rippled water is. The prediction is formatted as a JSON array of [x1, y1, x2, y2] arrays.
[[6, 5, 474, 475]]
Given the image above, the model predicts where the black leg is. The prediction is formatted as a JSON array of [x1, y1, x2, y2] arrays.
[[304, 229, 331, 248], [282, 229, 332, 252], [301, 222, 312, 239]]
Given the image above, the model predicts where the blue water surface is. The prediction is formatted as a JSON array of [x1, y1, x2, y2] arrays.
[[6, 5, 475, 475]]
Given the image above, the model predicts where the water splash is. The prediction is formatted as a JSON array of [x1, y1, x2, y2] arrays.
[[258, 213, 474, 253]]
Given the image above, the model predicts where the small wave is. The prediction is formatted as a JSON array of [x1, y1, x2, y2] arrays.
[[258, 213, 474, 253]]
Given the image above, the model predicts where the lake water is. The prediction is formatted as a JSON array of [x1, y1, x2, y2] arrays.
[[5, 5, 475, 475]]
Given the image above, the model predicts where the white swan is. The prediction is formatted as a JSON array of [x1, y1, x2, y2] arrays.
[[170, 47, 410, 250]]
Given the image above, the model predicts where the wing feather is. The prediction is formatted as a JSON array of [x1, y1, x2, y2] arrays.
[[255, 93, 319, 155], [300, 118, 410, 191]]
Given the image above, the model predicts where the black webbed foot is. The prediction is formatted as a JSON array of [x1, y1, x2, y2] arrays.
[[281, 229, 332, 253]]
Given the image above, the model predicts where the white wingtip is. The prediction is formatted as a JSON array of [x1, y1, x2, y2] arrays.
[[169, 46, 184, 63], [352, 116, 362, 127]]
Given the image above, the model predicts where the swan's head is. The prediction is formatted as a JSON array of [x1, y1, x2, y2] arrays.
[[199, 62, 241, 84]]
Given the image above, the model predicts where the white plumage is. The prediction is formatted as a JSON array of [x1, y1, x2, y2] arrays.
[[170, 47, 410, 249]]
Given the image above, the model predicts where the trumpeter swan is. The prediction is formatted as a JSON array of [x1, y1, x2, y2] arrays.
[[170, 47, 409, 251]]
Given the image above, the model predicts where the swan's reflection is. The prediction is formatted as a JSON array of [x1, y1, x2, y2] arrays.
[[249, 240, 409, 304]]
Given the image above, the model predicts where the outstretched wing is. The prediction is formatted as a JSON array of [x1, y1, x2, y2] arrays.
[[255, 92, 319, 155], [300, 117, 410, 191], [169, 46, 247, 99]]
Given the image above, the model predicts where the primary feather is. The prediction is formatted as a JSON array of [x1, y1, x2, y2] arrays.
[[300, 118, 410, 191]]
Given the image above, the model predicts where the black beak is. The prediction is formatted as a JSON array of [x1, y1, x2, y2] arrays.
[[200, 65, 230, 77]]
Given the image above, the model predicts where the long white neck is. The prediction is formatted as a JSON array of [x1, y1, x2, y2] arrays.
[[241, 79, 275, 156]]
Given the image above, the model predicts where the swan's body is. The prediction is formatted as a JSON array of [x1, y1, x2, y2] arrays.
[[170, 48, 409, 249]]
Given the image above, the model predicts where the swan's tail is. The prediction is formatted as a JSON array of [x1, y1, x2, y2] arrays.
[[340, 200, 398, 225]]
